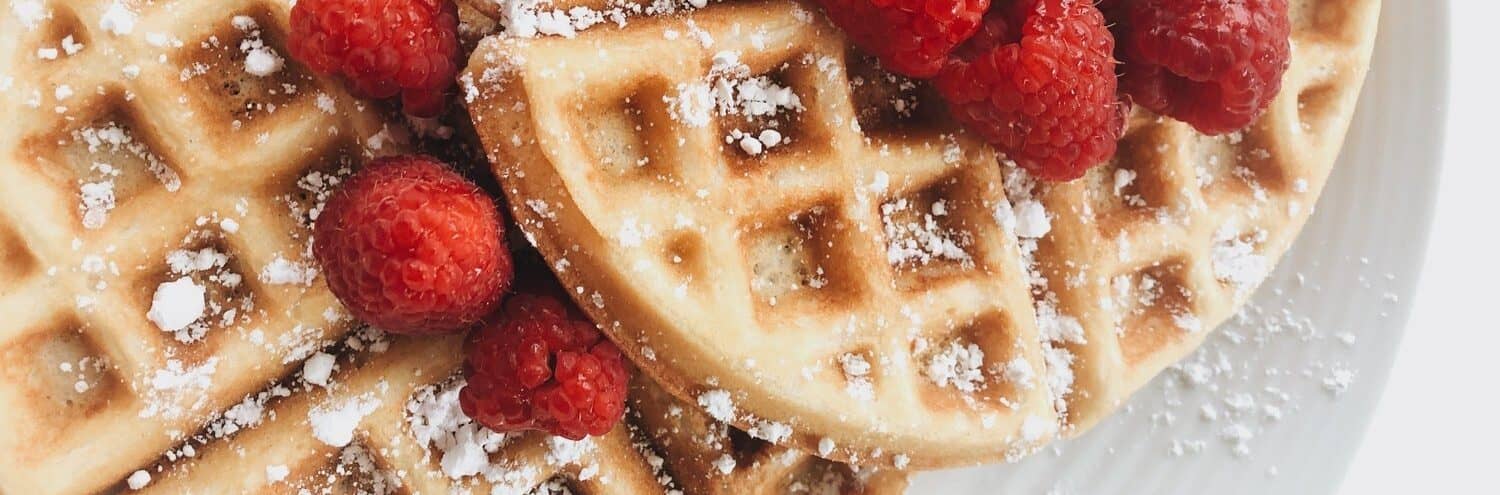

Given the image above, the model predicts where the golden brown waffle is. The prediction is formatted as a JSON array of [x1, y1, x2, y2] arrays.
[[465, 0, 1057, 469], [0, 3, 904, 493], [465, 0, 1381, 468], [0, 1, 407, 493], [132, 334, 904, 495], [630, 377, 907, 495], [1027, 0, 1383, 432], [134, 336, 669, 495]]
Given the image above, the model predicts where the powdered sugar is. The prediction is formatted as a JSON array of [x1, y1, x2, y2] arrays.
[[838, 353, 875, 401], [1212, 225, 1270, 295], [147, 277, 206, 333], [881, 198, 972, 266], [264, 464, 289, 483], [11, 0, 48, 28], [302, 352, 337, 387], [711, 454, 737, 474], [405, 380, 511, 480], [232, 16, 284, 77], [923, 341, 986, 393], [74, 122, 182, 193], [139, 358, 220, 420], [697, 389, 736, 423], [79, 180, 116, 229], [126, 470, 151, 490], [309, 394, 382, 447], [493, 0, 700, 39], [747, 419, 793, 444], [260, 255, 318, 286], [99, 1, 137, 36], [1001, 163, 1084, 419], [665, 51, 805, 152]]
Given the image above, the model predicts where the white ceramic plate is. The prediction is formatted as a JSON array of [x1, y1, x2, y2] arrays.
[[913, 2, 1450, 494]]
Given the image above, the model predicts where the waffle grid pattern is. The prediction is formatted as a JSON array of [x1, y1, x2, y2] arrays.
[[135, 336, 904, 495], [467, 1, 1056, 468], [0, 1, 399, 492], [1032, 0, 1383, 431]]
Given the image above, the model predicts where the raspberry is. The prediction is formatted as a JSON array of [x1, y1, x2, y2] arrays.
[[1115, 0, 1292, 134], [816, 0, 990, 78], [935, 0, 1125, 181], [313, 155, 511, 335], [460, 293, 630, 440], [289, 0, 460, 117]]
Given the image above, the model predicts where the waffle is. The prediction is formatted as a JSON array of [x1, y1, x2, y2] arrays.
[[465, 0, 1057, 469], [0, 0, 407, 492], [0, 3, 901, 493], [465, 0, 1381, 468], [1029, 0, 1383, 432], [629, 376, 907, 495], [130, 333, 904, 495]]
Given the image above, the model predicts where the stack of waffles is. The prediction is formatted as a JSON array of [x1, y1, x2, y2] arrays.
[[463, 0, 1380, 469], [0, 0, 903, 493], [0, 0, 1380, 492]]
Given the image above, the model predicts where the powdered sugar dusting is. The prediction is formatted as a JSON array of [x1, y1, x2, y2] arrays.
[[405, 380, 512, 480]]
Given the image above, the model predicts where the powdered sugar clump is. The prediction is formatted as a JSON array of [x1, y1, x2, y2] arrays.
[[147, 277, 206, 332], [310, 395, 382, 447], [260, 255, 318, 286], [264, 464, 289, 483], [302, 352, 337, 387], [711, 454, 737, 474], [126, 470, 151, 490], [12, 1, 49, 28], [232, 16, 284, 77], [1212, 225, 1270, 296], [79, 180, 116, 229], [924, 341, 986, 393], [404, 380, 511, 480], [99, 1, 136, 36], [838, 353, 875, 401], [697, 389, 736, 423], [747, 419, 793, 444], [244, 46, 283, 77]]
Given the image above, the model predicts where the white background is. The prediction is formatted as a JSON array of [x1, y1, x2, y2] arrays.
[[1338, 3, 1500, 493]]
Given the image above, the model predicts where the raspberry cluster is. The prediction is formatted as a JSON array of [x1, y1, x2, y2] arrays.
[[817, 0, 1292, 180], [1115, 0, 1293, 134], [289, 0, 460, 117], [312, 155, 511, 335], [936, 0, 1124, 181], [459, 293, 630, 440], [817, 0, 991, 78]]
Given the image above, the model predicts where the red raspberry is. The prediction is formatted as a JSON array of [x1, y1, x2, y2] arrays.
[[935, 0, 1125, 181], [816, 0, 990, 78], [313, 155, 511, 335], [289, 0, 460, 118], [1115, 0, 1292, 134], [460, 293, 630, 440]]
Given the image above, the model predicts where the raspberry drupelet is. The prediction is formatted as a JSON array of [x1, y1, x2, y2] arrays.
[[289, 0, 461, 117], [312, 155, 512, 335], [460, 292, 630, 440]]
